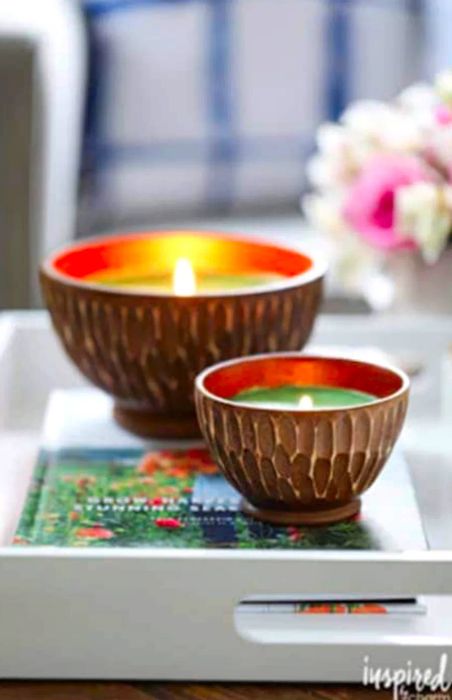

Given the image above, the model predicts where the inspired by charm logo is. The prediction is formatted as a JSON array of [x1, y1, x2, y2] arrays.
[[363, 654, 452, 700]]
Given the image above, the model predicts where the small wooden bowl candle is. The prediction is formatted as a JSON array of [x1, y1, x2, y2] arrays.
[[40, 231, 325, 438], [195, 354, 409, 525]]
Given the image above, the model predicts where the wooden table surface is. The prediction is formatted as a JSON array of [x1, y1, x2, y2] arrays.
[[0, 683, 392, 699]]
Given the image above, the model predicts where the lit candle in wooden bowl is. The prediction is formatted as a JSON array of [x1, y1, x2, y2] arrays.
[[40, 231, 326, 439], [195, 354, 409, 525], [89, 252, 286, 293]]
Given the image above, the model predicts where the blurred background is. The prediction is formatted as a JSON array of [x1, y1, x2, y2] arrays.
[[1, 0, 451, 310]]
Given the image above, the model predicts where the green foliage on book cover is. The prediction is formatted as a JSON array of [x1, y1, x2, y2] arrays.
[[14, 448, 376, 550]]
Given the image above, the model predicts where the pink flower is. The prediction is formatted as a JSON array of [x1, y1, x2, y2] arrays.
[[435, 105, 452, 126], [343, 155, 435, 250]]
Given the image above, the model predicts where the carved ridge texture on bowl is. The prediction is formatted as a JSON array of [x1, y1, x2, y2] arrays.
[[195, 392, 409, 512], [40, 276, 323, 417]]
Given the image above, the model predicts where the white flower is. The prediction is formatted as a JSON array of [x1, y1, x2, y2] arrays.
[[302, 193, 347, 235], [429, 125, 452, 172], [333, 236, 382, 295], [305, 155, 337, 189], [306, 153, 357, 190], [398, 83, 438, 129], [342, 100, 423, 152], [306, 139, 368, 190], [342, 100, 391, 135], [398, 83, 438, 112], [380, 116, 422, 152], [316, 123, 348, 155], [436, 70, 452, 106], [396, 182, 452, 263]]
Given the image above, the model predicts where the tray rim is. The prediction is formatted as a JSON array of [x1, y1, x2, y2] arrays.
[[0, 548, 452, 601]]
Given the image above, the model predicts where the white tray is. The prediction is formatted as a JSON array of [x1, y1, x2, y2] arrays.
[[0, 311, 452, 682]]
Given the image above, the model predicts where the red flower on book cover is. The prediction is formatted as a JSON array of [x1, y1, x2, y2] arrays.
[[12, 535, 29, 545], [76, 476, 96, 488], [137, 454, 160, 475], [75, 527, 115, 540], [148, 497, 164, 506], [155, 518, 184, 529], [185, 448, 213, 463], [287, 526, 304, 542], [137, 449, 218, 477], [167, 466, 193, 479]]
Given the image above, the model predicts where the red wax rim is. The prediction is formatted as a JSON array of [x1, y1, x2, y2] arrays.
[[42, 231, 325, 295], [196, 354, 409, 407]]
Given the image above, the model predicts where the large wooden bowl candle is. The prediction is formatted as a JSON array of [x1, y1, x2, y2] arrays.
[[40, 231, 325, 438], [195, 354, 409, 525]]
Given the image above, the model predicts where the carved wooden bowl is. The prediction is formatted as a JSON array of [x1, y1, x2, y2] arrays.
[[195, 354, 409, 525], [40, 232, 325, 439]]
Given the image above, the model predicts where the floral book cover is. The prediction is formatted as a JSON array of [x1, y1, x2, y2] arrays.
[[14, 389, 427, 552]]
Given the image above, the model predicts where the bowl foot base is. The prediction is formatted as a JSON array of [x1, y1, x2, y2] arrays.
[[241, 498, 361, 526], [113, 404, 202, 440]]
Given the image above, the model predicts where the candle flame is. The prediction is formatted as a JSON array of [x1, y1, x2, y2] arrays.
[[298, 395, 314, 410], [173, 258, 196, 296]]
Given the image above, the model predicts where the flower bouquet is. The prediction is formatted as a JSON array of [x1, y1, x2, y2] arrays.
[[303, 72, 452, 311]]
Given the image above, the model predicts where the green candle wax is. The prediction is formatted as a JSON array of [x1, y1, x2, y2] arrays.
[[88, 271, 284, 292], [231, 385, 377, 409]]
